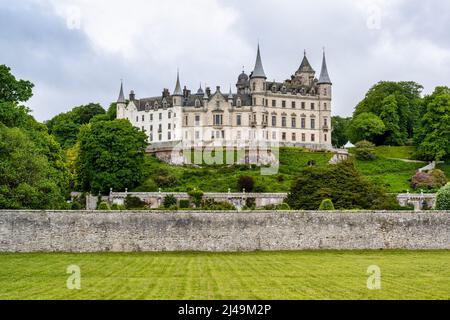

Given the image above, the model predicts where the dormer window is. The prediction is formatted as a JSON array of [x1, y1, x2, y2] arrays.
[[237, 99, 242, 107], [281, 86, 287, 94], [195, 99, 201, 108], [271, 85, 277, 93]]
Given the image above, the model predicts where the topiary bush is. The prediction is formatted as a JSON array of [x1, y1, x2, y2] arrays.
[[319, 199, 335, 211], [436, 183, 450, 210], [111, 203, 126, 211], [188, 188, 204, 208], [97, 201, 110, 210], [354, 140, 376, 161], [163, 195, 177, 209]]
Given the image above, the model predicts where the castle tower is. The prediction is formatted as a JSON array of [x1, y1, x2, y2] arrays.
[[172, 70, 183, 107], [116, 80, 126, 119], [249, 44, 267, 94], [317, 50, 332, 99], [295, 51, 315, 87]]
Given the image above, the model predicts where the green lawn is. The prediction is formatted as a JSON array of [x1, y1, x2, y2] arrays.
[[372, 146, 416, 160], [1, 251, 449, 300]]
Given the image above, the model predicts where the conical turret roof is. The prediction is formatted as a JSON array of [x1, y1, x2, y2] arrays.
[[318, 51, 332, 85], [173, 70, 183, 96], [251, 44, 267, 79], [298, 51, 315, 73]]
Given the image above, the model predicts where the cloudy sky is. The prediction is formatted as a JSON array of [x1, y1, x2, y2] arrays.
[[1, 0, 449, 121]]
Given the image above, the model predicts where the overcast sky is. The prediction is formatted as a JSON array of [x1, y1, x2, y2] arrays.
[[1, 0, 449, 121]]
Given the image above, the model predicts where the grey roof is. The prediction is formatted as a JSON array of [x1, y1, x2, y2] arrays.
[[135, 97, 173, 111], [196, 84, 204, 95], [117, 82, 126, 103], [173, 71, 182, 96], [318, 51, 332, 85], [298, 52, 315, 73], [251, 44, 266, 79]]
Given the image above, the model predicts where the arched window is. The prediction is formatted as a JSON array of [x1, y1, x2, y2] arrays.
[[252, 82, 256, 91]]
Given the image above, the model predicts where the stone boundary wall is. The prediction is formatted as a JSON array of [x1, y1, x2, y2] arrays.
[[1, 210, 450, 252]]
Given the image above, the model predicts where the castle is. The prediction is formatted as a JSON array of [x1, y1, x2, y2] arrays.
[[116, 45, 333, 164]]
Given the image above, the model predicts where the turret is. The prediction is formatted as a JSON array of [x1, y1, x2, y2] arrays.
[[116, 80, 126, 119], [317, 50, 332, 99], [172, 70, 183, 106], [249, 44, 267, 93], [295, 50, 315, 86], [228, 86, 234, 105]]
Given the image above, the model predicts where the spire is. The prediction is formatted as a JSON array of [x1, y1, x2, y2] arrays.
[[298, 50, 315, 73], [173, 70, 182, 96], [117, 80, 126, 104], [251, 43, 267, 79], [318, 49, 332, 85], [228, 86, 233, 101]]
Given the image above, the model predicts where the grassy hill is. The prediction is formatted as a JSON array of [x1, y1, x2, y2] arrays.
[[135, 146, 446, 194]]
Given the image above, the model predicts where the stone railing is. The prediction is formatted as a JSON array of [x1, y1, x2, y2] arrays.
[[397, 193, 437, 211]]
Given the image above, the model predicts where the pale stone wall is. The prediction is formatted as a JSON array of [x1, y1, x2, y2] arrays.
[[1, 210, 449, 252]]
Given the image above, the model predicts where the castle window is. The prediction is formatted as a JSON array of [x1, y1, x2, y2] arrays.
[[237, 114, 242, 126], [136, 116, 139, 122], [271, 85, 277, 93], [324, 103, 327, 110], [272, 131, 277, 140], [142, 115, 145, 122], [281, 116, 287, 127], [324, 88, 327, 96], [159, 113, 162, 120], [292, 133, 296, 141], [265, 99, 268, 107], [311, 103, 315, 110], [324, 134, 328, 142], [324, 118, 328, 127], [301, 102, 306, 109], [272, 115, 277, 127], [168, 123, 171, 130], [149, 133, 153, 142], [272, 100, 276, 107], [282, 132, 286, 141], [214, 114, 223, 126], [168, 112, 172, 119], [158, 133, 162, 141], [282, 100, 286, 108], [184, 115, 188, 126], [237, 99, 242, 107], [195, 115, 200, 126], [302, 133, 306, 142], [311, 118, 316, 129], [291, 117, 297, 128], [292, 101, 296, 109], [195, 131, 200, 140], [150, 114, 153, 121], [195, 99, 201, 108], [168, 132, 172, 140], [301, 118, 306, 129], [311, 134, 316, 142], [253, 82, 256, 91]]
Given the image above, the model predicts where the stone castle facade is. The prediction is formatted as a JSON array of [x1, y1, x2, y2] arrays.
[[116, 45, 333, 162]]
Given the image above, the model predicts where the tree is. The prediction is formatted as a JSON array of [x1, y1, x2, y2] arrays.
[[0, 125, 67, 209], [76, 119, 148, 194], [353, 81, 423, 145], [347, 112, 385, 144], [0, 65, 34, 104], [46, 103, 106, 149], [331, 116, 352, 148], [415, 87, 450, 161], [436, 183, 450, 210], [354, 140, 376, 161], [286, 161, 397, 210]]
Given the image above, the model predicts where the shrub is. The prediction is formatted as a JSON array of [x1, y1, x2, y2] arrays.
[[125, 196, 146, 210], [71, 202, 82, 210], [154, 170, 179, 188], [244, 197, 256, 210], [179, 199, 191, 209], [163, 195, 177, 208], [111, 203, 126, 211], [319, 199, 335, 211], [167, 204, 178, 211], [354, 140, 376, 161], [277, 202, 291, 210], [202, 199, 236, 210], [254, 184, 267, 193], [411, 169, 447, 190], [97, 201, 110, 210], [238, 176, 255, 192], [436, 183, 450, 210], [188, 188, 204, 208], [286, 161, 394, 210]]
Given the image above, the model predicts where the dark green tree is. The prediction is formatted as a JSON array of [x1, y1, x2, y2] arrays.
[[76, 119, 148, 193], [331, 116, 351, 147], [415, 87, 450, 161], [286, 161, 398, 210]]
